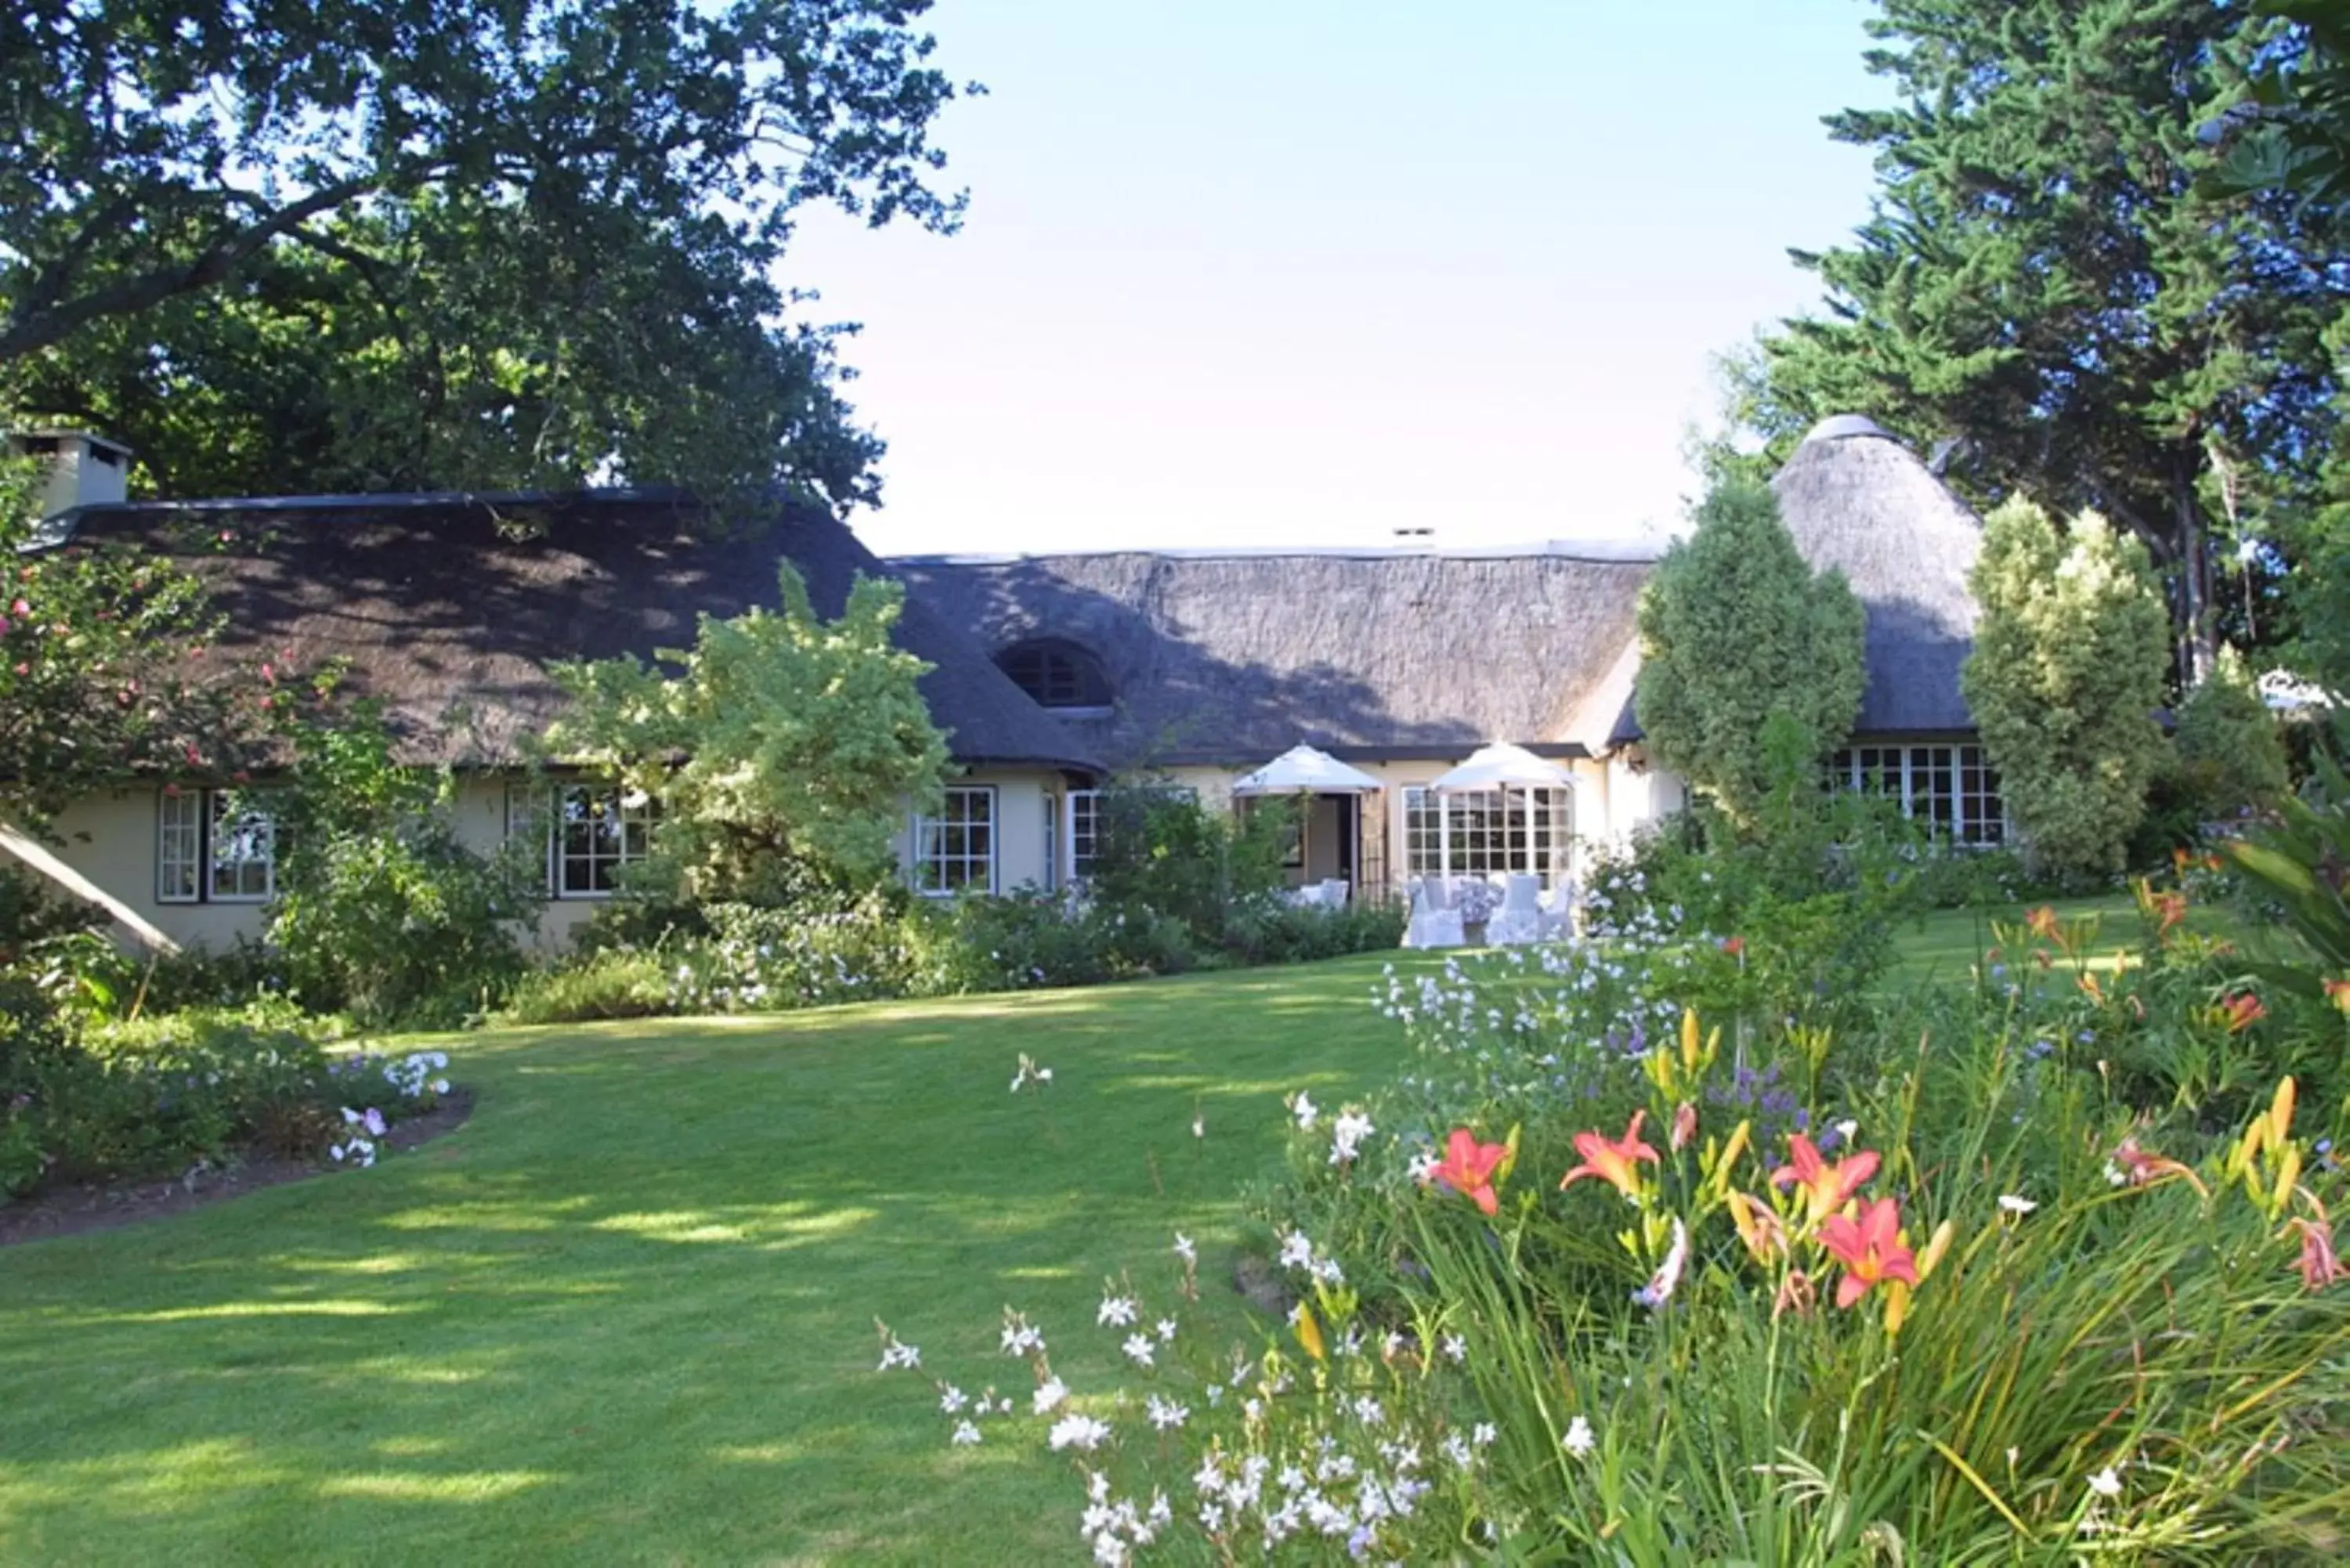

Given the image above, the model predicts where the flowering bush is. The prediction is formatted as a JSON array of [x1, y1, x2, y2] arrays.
[[0, 991, 461, 1197], [877, 858, 2350, 1561]]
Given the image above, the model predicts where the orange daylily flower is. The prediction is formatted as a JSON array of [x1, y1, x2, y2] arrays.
[[1670, 1100, 1698, 1153], [1426, 1127, 1511, 1216], [1770, 1134, 1881, 1225], [1772, 1268, 1815, 1320], [2290, 1216, 2348, 1292], [2110, 1137, 2208, 1198], [2325, 977, 2350, 1013], [1817, 1197, 1921, 1309], [2151, 891, 2186, 937], [1560, 1111, 1659, 1201], [1721, 936, 1745, 959], [2221, 993, 2266, 1033], [2026, 905, 2060, 941]]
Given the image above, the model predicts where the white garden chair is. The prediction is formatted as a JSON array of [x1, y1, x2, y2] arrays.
[[1486, 873, 1545, 946], [1401, 877, 1465, 949]]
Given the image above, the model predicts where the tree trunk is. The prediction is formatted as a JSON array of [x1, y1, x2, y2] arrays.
[[2171, 457, 2214, 688]]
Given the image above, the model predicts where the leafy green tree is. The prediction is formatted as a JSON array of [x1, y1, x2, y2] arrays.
[[2174, 641, 2294, 816], [2, 1, 974, 506], [267, 695, 542, 1024], [0, 446, 253, 828], [1962, 500, 2171, 878], [1633, 477, 1867, 826], [543, 563, 949, 904], [2201, 2, 2350, 219], [1730, 0, 2347, 681]]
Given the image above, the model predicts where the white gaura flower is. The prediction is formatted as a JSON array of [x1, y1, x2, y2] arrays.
[[1034, 1377, 1070, 1414], [1155, 1318, 1179, 1343], [939, 1386, 967, 1414], [1098, 1294, 1139, 1328], [1145, 1394, 1189, 1430], [1122, 1333, 1156, 1367], [1329, 1109, 1375, 1165], [1173, 1233, 1197, 1265], [2089, 1466, 2123, 1499], [1998, 1193, 2038, 1216], [1289, 1092, 1319, 1131], [1278, 1230, 1316, 1272], [950, 1420, 982, 1446], [1050, 1413, 1113, 1452], [1563, 1414, 1596, 1458]]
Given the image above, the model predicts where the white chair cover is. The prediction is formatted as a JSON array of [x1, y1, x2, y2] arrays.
[[1539, 879, 1578, 941], [1402, 879, 1466, 949], [1486, 873, 1545, 945]]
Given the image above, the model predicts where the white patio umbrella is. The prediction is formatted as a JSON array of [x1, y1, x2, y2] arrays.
[[1229, 744, 1383, 797], [1426, 742, 1578, 884]]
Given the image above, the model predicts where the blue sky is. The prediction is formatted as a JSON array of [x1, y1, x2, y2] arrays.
[[786, 1, 1891, 557]]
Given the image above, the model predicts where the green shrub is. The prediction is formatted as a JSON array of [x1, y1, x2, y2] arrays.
[[268, 700, 540, 1026], [2175, 643, 2293, 821], [1963, 500, 2170, 879], [503, 949, 678, 1024]]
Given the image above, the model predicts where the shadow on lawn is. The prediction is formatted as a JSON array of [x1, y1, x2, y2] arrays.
[[0, 954, 1412, 1564]]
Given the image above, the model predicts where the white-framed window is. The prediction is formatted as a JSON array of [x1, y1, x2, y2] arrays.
[[553, 783, 657, 898], [208, 792, 277, 901], [1401, 786, 1572, 890], [156, 786, 279, 905], [913, 786, 997, 896], [157, 789, 204, 904], [1068, 789, 1103, 882], [1043, 793, 1061, 891], [1829, 742, 2008, 847]]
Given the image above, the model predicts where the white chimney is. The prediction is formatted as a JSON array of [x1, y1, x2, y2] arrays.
[[9, 429, 133, 517]]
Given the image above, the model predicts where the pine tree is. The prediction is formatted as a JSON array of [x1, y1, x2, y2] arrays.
[[1732, 0, 2348, 682], [1962, 500, 2171, 878], [1633, 478, 1867, 825]]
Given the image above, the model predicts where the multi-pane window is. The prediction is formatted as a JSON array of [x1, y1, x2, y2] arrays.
[[156, 787, 277, 904], [1401, 786, 1572, 890], [554, 784, 656, 897], [1043, 793, 1061, 891], [1068, 789, 1102, 881], [157, 789, 204, 903], [996, 641, 1111, 710], [209, 793, 277, 901], [913, 786, 997, 895], [1829, 743, 2007, 846]]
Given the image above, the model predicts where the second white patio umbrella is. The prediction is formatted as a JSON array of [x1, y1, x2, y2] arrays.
[[1426, 742, 1577, 883]]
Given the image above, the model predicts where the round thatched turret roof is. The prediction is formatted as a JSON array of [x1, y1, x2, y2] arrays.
[[1771, 416, 1983, 735]]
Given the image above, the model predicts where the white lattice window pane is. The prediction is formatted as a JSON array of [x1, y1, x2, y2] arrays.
[[157, 789, 202, 903]]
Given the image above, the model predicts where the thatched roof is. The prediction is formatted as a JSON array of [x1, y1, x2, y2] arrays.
[[890, 544, 1660, 768], [65, 493, 1099, 773], [1770, 416, 1983, 735]]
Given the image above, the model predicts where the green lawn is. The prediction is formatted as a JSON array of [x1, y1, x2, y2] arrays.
[[0, 899, 2237, 1563], [0, 957, 1412, 1565]]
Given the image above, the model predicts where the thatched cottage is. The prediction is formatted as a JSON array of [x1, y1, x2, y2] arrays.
[[894, 414, 2004, 897], [11, 415, 1998, 951]]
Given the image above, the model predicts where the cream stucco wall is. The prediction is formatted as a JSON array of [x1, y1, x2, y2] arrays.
[[27, 768, 1079, 956]]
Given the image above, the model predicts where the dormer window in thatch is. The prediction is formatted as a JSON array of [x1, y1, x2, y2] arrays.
[[996, 638, 1112, 714]]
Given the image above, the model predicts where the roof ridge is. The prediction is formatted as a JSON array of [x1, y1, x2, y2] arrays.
[[887, 540, 1665, 565]]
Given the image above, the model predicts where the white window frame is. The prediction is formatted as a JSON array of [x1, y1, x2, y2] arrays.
[[913, 785, 999, 897], [1066, 788, 1103, 883], [156, 789, 204, 905], [551, 782, 657, 899], [1831, 742, 2011, 847], [1399, 785, 1572, 891], [1042, 792, 1061, 891], [157, 786, 279, 905]]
